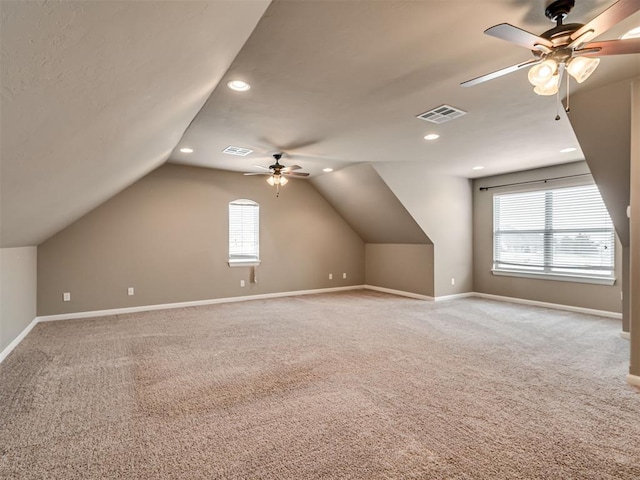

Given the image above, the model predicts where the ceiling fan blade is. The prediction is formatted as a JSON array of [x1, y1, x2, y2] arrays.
[[283, 171, 310, 177], [485, 23, 554, 51], [575, 38, 640, 57], [252, 164, 271, 170], [570, 0, 640, 45], [243, 172, 270, 176], [460, 58, 542, 87], [282, 165, 302, 172]]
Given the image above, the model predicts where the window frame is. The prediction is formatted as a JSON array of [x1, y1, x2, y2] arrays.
[[491, 182, 616, 286], [228, 199, 261, 267]]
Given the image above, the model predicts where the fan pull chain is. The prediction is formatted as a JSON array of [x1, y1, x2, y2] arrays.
[[555, 88, 561, 121], [565, 70, 570, 114]]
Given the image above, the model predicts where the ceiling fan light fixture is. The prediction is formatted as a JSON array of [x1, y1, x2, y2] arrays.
[[533, 73, 560, 96], [267, 174, 288, 186], [566, 56, 600, 83], [528, 59, 558, 87]]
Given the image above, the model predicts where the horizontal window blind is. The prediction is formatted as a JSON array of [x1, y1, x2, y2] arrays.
[[229, 199, 259, 261], [493, 184, 614, 277]]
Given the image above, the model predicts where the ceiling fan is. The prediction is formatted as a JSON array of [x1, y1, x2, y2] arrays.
[[461, 0, 640, 96], [243, 153, 309, 196]]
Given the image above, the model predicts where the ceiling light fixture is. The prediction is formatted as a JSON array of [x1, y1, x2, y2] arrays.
[[566, 57, 600, 83], [227, 80, 251, 92], [560, 147, 577, 153], [533, 72, 561, 96], [179, 147, 194, 153], [424, 134, 440, 140], [528, 59, 557, 87], [472, 166, 485, 170], [266, 174, 288, 187], [323, 168, 334, 173]]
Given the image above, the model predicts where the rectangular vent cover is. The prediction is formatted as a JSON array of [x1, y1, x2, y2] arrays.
[[223, 146, 253, 156], [417, 105, 467, 124]]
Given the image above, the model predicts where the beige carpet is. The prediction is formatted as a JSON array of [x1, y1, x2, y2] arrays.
[[1, 290, 639, 479]]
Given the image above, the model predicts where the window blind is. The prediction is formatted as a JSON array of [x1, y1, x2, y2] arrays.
[[229, 200, 259, 261], [493, 184, 614, 277]]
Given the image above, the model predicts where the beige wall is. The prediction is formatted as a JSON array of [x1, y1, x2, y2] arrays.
[[473, 162, 622, 314], [37, 164, 365, 315], [0, 247, 37, 352], [365, 244, 434, 297], [373, 163, 473, 297]]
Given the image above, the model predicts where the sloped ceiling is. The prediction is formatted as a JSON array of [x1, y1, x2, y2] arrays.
[[569, 78, 634, 246], [311, 163, 431, 244], [0, 0, 270, 247]]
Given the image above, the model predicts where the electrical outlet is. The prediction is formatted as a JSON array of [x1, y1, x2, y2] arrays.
[[128, 287, 134, 296], [63, 292, 70, 302], [343, 272, 347, 279], [240, 280, 245, 287], [329, 273, 333, 280], [451, 278, 455, 286]]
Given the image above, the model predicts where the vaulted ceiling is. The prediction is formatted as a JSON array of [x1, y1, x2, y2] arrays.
[[2, 0, 639, 248]]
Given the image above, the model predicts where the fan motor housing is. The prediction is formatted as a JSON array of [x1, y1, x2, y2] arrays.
[[545, 0, 575, 23]]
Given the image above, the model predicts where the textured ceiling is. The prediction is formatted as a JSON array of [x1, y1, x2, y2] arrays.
[[1, 0, 639, 248], [1, 0, 270, 247], [171, 0, 639, 178]]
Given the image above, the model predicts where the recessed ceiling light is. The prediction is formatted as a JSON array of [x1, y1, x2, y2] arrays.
[[179, 147, 193, 153], [424, 134, 440, 141], [323, 168, 334, 173], [560, 147, 577, 153], [621, 26, 640, 40], [472, 166, 484, 170], [227, 80, 250, 92]]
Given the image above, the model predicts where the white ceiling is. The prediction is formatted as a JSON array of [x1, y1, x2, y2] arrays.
[[171, 0, 639, 178], [1, 0, 639, 248]]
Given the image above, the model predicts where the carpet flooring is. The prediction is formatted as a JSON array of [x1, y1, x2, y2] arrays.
[[1, 290, 639, 479]]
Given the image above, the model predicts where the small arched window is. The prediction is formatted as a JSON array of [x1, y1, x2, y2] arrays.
[[228, 199, 260, 266]]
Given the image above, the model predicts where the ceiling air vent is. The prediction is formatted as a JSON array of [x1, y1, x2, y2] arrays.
[[417, 105, 467, 124], [222, 146, 253, 156]]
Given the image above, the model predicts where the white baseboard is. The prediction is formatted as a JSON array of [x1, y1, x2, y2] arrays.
[[0, 316, 39, 363], [37, 285, 366, 322], [627, 374, 640, 388], [621, 331, 631, 340], [363, 285, 434, 301], [473, 292, 621, 319], [434, 292, 475, 302]]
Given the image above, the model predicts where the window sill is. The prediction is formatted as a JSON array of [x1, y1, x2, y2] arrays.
[[491, 269, 616, 286], [228, 259, 261, 268]]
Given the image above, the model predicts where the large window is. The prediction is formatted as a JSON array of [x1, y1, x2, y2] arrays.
[[493, 184, 615, 283], [228, 199, 260, 266]]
